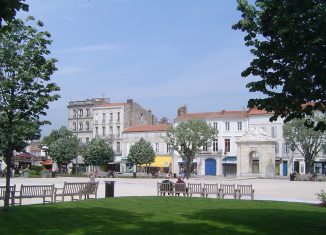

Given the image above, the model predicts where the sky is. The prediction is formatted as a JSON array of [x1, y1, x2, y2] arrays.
[[18, 0, 257, 136]]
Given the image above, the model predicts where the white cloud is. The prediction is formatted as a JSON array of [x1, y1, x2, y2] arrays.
[[59, 43, 130, 54]]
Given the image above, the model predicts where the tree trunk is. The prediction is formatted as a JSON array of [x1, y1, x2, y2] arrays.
[[185, 158, 192, 179], [305, 157, 312, 174]]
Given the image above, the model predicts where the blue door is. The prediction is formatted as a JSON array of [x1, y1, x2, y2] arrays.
[[283, 161, 288, 176], [205, 159, 216, 175]]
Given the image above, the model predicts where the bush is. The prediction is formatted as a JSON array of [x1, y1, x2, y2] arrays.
[[316, 190, 326, 207], [29, 170, 37, 176], [31, 165, 44, 175]]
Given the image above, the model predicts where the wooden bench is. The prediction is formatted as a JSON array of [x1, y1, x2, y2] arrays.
[[0, 185, 16, 206], [219, 184, 237, 199], [157, 182, 173, 196], [54, 182, 99, 202], [237, 184, 255, 200], [174, 183, 187, 196], [203, 183, 219, 198], [187, 183, 204, 197], [15, 184, 55, 205]]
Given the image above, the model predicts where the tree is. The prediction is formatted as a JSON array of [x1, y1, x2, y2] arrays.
[[127, 138, 155, 176], [0, 17, 59, 211], [165, 119, 217, 179], [283, 117, 325, 174], [0, 0, 28, 26], [41, 126, 74, 148], [233, 0, 326, 130], [83, 138, 114, 167], [48, 135, 79, 173]]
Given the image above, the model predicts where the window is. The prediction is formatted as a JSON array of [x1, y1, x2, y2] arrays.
[[86, 137, 90, 143], [155, 143, 159, 153], [86, 109, 90, 117], [225, 122, 230, 131], [237, 122, 242, 131], [166, 144, 171, 154], [271, 126, 277, 138], [102, 113, 106, 123], [73, 122, 77, 131], [79, 122, 83, 130], [117, 126, 120, 134], [116, 142, 120, 153], [102, 127, 106, 136], [117, 112, 120, 122], [109, 126, 113, 134], [95, 127, 98, 136], [213, 139, 218, 152], [225, 139, 230, 152], [110, 113, 113, 123], [275, 143, 279, 154], [203, 143, 208, 152], [213, 122, 218, 130], [73, 109, 77, 118], [86, 121, 90, 131], [79, 109, 83, 117]]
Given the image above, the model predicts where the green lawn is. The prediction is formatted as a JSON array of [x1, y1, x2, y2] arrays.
[[1, 197, 325, 235]]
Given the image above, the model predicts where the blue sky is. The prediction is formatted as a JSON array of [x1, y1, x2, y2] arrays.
[[18, 0, 256, 136]]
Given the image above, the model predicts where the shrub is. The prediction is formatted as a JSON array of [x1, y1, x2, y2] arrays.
[[29, 170, 37, 176], [31, 165, 45, 175], [316, 190, 326, 207]]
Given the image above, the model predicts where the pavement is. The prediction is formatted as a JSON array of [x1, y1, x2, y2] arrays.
[[1, 175, 325, 206]]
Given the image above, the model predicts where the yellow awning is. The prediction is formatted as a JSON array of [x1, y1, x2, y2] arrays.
[[143, 156, 172, 167]]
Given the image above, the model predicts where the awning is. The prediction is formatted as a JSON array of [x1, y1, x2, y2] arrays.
[[222, 156, 237, 164], [41, 159, 53, 165], [144, 156, 172, 167]]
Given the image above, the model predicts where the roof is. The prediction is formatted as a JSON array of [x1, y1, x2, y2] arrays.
[[174, 110, 247, 121], [124, 124, 171, 133], [97, 102, 127, 108], [246, 107, 270, 115]]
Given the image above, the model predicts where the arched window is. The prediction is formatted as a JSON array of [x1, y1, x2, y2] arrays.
[[86, 121, 90, 131], [73, 109, 77, 118], [73, 122, 77, 131], [79, 122, 83, 130]]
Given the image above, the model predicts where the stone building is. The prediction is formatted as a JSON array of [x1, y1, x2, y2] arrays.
[[122, 124, 171, 173], [67, 98, 110, 144]]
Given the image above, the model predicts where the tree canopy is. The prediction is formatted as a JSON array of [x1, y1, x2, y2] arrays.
[[41, 126, 74, 148], [0, 0, 28, 26], [0, 17, 60, 211], [127, 138, 155, 174], [165, 119, 217, 178], [283, 116, 325, 174], [233, 0, 326, 130], [82, 138, 114, 167]]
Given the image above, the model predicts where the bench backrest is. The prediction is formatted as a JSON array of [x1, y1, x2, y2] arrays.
[[0, 185, 16, 199], [188, 183, 202, 193], [20, 184, 54, 198], [174, 183, 186, 193], [203, 183, 218, 194], [62, 182, 89, 195], [79, 182, 99, 195], [158, 182, 172, 193], [220, 184, 236, 195], [237, 184, 253, 195]]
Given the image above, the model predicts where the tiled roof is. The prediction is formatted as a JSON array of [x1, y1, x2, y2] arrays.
[[124, 124, 171, 133], [174, 110, 247, 121], [246, 107, 270, 115]]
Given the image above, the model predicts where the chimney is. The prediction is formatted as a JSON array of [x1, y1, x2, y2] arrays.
[[159, 117, 168, 124], [177, 105, 187, 117], [127, 99, 133, 105]]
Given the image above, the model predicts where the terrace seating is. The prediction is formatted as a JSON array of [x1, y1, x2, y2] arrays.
[[203, 183, 219, 198], [174, 183, 187, 196], [15, 184, 55, 205], [219, 184, 237, 199], [0, 185, 16, 206], [187, 183, 204, 197], [237, 184, 255, 200], [54, 181, 99, 202]]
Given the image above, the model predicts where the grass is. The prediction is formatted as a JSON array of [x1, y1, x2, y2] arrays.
[[0, 197, 325, 235]]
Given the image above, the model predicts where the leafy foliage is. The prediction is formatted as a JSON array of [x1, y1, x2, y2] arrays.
[[41, 126, 74, 148], [0, 0, 28, 26], [283, 117, 325, 173], [127, 138, 155, 170], [165, 119, 217, 178], [48, 135, 79, 169], [233, 0, 326, 130], [316, 190, 326, 207], [0, 17, 59, 210], [82, 138, 114, 166]]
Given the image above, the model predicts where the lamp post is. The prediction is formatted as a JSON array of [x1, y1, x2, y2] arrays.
[[75, 109, 79, 177]]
